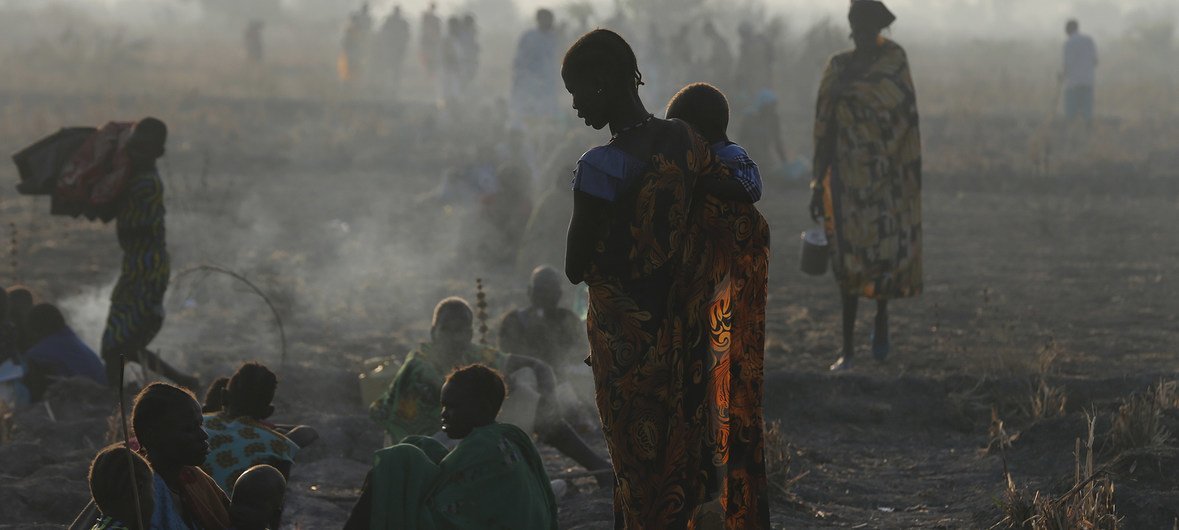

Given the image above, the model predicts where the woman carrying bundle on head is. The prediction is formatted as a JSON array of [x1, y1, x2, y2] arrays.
[[810, 0, 923, 372], [101, 118, 198, 391], [561, 29, 771, 529]]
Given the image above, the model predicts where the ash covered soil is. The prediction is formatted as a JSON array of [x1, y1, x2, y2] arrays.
[[2, 97, 1178, 529]]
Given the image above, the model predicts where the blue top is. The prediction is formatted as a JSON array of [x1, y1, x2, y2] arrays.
[[570, 145, 647, 203], [151, 473, 196, 530], [712, 141, 763, 202], [23, 327, 107, 386]]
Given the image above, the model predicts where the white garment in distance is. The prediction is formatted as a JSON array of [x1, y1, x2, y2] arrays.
[[1062, 33, 1098, 88]]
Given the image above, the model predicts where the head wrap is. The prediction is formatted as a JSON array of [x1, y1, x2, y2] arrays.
[[849, 0, 896, 34]]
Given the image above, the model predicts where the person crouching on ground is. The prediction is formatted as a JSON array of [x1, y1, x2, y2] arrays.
[[665, 82, 764, 203], [21, 302, 108, 400], [346, 364, 557, 529], [132, 382, 231, 529], [201, 362, 315, 494], [88, 444, 155, 530], [370, 296, 611, 485]]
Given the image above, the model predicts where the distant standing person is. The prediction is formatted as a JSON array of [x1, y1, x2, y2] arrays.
[[1061, 19, 1098, 125], [419, 2, 443, 79], [340, 3, 373, 82], [511, 9, 560, 125], [102, 118, 198, 390], [244, 20, 264, 64], [810, 1, 922, 371], [379, 6, 411, 92]]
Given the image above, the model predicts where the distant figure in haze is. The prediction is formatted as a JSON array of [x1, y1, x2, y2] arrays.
[[346, 365, 557, 529], [511, 8, 561, 124], [562, 29, 771, 527], [738, 89, 788, 169], [701, 21, 734, 87], [498, 266, 584, 368], [102, 118, 199, 391], [369, 297, 611, 483], [378, 6, 411, 92], [458, 14, 480, 85], [441, 16, 466, 106], [340, 3, 373, 81], [1061, 19, 1098, 125], [244, 20, 264, 64], [21, 303, 107, 400], [810, 1, 922, 371], [666, 82, 763, 203], [736, 21, 775, 98], [419, 2, 443, 79]]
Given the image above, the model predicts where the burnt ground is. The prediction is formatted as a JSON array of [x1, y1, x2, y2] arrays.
[[1, 94, 1177, 529]]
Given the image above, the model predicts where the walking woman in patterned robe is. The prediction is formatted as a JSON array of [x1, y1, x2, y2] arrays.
[[810, 0, 923, 371], [102, 118, 198, 390], [562, 29, 771, 529]]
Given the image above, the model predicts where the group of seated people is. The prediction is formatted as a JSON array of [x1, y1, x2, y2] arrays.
[[84, 361, 315, 530], [0, 285, 109, 402], [79, 265, 602, 529]]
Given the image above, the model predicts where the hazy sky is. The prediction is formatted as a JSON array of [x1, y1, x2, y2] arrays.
[[14, 0, 1179, 41]]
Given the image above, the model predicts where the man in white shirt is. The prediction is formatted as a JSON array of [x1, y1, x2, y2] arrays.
[[1061, 19, 1098, 125]]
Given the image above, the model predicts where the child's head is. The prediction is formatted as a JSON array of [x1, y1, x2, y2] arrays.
[[202, 376, 230, 413], [231, 464, 287, 530], [226, 363, 277, 420], [439, 364, 507, 439], [665, 83, 730, 144], [89, 444, 155, 530]]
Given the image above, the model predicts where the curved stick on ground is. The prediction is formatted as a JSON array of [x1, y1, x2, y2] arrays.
[[173, 264, 288, 366]]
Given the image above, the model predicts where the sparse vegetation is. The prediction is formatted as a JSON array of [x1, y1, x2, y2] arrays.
[[997, 416, 1121, 530], [1107, 381, 1177, 454], [763, 419, 808, 498]]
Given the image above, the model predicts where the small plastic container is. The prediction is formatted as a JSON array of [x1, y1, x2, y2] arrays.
[[800, 227, 829, 276]]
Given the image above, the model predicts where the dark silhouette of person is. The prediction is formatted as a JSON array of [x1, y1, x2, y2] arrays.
[[101, 118, 199, 391]]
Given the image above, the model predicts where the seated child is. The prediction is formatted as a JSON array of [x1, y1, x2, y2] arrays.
[[346, 364, 557, 530], [22, 303, 108, 399], [201, 362, 313, 493], [371, 297, 609, 483], [665, 82, 764, 203], [201, 377, 230, 414], [132, 382, 232, 529], [88, 444, 155, 530], [230, 465, 287, 530]]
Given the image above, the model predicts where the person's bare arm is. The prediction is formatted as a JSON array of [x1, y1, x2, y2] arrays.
[[565, 190, 610, 284]]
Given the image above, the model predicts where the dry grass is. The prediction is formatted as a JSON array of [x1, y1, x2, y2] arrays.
[[1107, 381, 1176, 454], [764, 419, 808, 498], [996, 415, 1121, 530]]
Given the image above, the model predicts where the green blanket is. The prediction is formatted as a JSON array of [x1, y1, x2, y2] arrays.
[[370, 423, 557, 530]]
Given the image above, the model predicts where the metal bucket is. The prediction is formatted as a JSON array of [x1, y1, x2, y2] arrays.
[[800, 227, 829, 276]]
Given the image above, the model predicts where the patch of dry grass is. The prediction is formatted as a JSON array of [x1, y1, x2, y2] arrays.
[[1107, 381, 1176, 454], [996, 415, 1121, 530], [764, 419, 808, 499]]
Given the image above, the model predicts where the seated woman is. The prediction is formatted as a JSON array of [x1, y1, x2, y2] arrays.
[[88, 444, 155, 530], [22, 303, 108, 400], [133, 382, 232, 529], [201, 362, 314, 494], [346, 364, 557, 530]]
